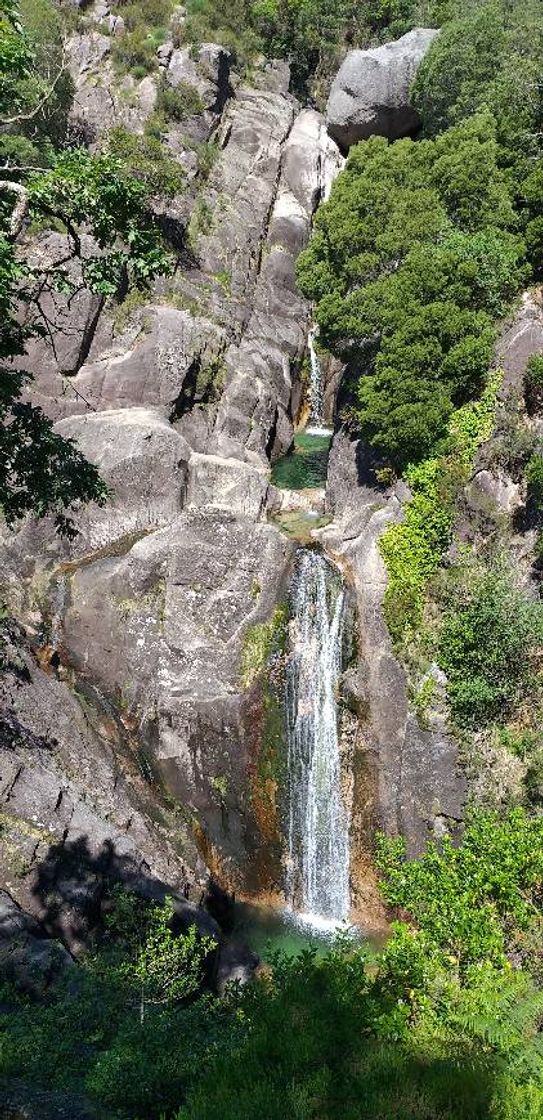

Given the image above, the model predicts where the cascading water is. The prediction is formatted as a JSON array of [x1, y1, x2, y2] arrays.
[[285, 549, 350, 924], [307, 326, 325, 430]]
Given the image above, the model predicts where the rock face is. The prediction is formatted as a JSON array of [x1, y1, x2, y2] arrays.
[[323, 430, 466, 891], [0, 621, 216, 952], [3, 40, 344, 924], [326, 28, 439, 150]]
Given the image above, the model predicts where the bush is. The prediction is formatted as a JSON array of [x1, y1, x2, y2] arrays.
[[524, 355, 543, 415], [106, 125, 185, 198], [437, 560, 543, 727], [157, 80, 205, 121], [376, 808, 543, 968], [525, 452, 543, 512], [380, 371, 501, 644], [111, 26, 159, 75]]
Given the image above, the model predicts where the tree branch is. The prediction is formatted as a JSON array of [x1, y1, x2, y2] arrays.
[[0, 179, 29, 237], [0, 53, 68, 127]]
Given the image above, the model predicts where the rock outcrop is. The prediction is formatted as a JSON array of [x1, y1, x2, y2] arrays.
[[0, 620, 216, 952], [322, 431, 465, 883], [326, 28, 439, 150], [3, 42, 344, 916]]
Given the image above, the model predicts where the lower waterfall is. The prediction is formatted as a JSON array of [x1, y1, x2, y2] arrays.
[[285, 549, 350, 924]]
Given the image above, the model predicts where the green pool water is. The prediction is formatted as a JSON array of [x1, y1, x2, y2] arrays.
[[230, 902, 363, 962], [271, 429, 333, 490]]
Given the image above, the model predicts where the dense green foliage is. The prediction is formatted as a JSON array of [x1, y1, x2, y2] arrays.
[[380, 370, 501, 642], [297, 114, 526, 468], [411, 0, 543, 181], [437, 560, 543, 728], [106, 124, 186, 199], [377, 809, 543, 968], [1, 812, 541, 1119], [0, 891, 221, 1118], [109, 0, 173, 78]]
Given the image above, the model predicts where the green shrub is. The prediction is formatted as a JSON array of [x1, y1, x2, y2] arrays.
[[525, 453, 543, 511], [437, 560, 543, 727], [239, 605, 288, 688], [157, 80, 205, 121], [111, 26, 160, 75], [377, 807, 543, 967], [106, 125, 185, 198], [380, 370, 501, 645], [196, 140, 220, 179], [524, 355, 543, 415]]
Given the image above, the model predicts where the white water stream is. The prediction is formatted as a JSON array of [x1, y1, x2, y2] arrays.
[[307, 326, 325, 431], [285, 550, 350, 924]]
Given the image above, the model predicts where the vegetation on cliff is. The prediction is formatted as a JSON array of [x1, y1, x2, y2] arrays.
[[0, 2, 542, 1118], [0, 1, 169, 533], [297, 0, 543, 807], [1, 809, 541, 1118]]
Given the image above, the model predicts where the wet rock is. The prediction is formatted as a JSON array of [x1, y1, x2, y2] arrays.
[[326, 28, 439, 150], [215, 939, 259, 994]]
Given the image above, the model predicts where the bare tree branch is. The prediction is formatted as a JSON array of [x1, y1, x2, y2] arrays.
[[0, 179, 29, 237], [0, 51, 67, 127], [0, 163, 49, 174]]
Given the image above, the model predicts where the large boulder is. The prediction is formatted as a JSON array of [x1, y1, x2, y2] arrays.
[[326, 28, 439, 150]]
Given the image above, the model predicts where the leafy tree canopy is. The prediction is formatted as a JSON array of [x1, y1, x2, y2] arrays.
[[297, 114, 527, 468]]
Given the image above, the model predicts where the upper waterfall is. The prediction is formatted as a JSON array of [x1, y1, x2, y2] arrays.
[[308, 326, 324, 429], [285, 549, 350, 923]]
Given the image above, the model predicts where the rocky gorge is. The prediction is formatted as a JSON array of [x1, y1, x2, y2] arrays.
[[2, 0, 542, 998]]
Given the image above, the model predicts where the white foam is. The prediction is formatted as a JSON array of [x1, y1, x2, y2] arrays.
[[305, 426, 333, 438]]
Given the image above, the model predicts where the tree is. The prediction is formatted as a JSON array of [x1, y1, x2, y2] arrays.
[[411, 0, 543, 186], [297, 114, 524, 470]]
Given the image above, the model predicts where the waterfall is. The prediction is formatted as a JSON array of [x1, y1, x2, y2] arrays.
[[285, 550, 350, 924], [307, 326, 325, 430]]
